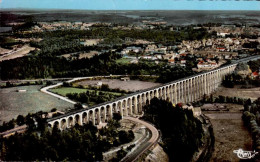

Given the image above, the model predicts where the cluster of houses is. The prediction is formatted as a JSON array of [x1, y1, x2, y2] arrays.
[[179, 37, 260, 56], [28, 21, 260, 73], [119, 43, 223, 71], [208, 25, 260, 37]]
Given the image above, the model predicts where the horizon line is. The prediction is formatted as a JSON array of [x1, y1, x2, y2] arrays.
[[1, 8, 260, 12]]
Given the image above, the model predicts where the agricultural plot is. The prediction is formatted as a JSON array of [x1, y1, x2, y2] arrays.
[[74, 79, 161, 92], [0, 85, 73, 124], [213, 86, 260, 101], [0, 45, 35, 62], [206, 111, 252, 162], [204, 103, 252, 162]]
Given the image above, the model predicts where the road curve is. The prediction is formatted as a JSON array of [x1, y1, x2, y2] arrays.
[[0, 125, 27, 138], [40, 75, 132, 108], [40, 75, 156, 109], [121, 116, 160, 162], [41, 82, 79, 106]]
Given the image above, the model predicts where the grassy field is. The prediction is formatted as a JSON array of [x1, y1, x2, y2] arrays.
[[0, 85, 73, 124], [116, 58, 132, 64], [49, 87, 124, 96], [50, 87, 87, 96]]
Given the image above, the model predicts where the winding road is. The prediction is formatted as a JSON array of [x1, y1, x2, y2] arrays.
[[121, 117, 160, 162]]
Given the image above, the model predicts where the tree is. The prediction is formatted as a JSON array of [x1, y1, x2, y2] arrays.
[[25, 114, 36, 131], [116, 148, 127, 161], [16, 115, 25, 126], [113, 113, 122, 121], [51, 108, 57, 112], [74, 103, 83, 110], [63, 82, 71, 87], [0, 142, 7, 161], [118, 130, 128, 143], [101, 84, 109, 91], [6, 82, 13, 87]]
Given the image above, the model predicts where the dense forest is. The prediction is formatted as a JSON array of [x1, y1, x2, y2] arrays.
[[141, 98, 204, 161]]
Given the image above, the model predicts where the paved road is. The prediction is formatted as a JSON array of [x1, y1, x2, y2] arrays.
[[121, 117, 160, 162], [0, 125, 27, 137], [40, 82, 79, 106], [40, 76, 125, 108]]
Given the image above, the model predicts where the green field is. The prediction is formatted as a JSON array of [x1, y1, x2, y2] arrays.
[[115, 58, 132, 64], [50, 87, 124, 96], [49, 87, 124, 107]]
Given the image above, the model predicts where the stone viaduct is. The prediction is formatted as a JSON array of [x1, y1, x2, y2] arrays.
[[47, 56, 260, 130]]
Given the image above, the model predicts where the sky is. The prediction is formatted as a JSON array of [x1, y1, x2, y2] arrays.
[[0, 0, 259, 10]]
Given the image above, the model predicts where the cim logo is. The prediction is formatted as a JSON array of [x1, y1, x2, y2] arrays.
[[233, 149, 258, 159]]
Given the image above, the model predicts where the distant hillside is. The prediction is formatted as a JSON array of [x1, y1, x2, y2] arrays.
[[1, 10, 260, 25]]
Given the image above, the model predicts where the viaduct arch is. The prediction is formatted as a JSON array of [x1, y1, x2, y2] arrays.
[[47, 56, 260, 130]]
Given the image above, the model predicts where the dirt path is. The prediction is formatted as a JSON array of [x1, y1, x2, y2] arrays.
[[204, 106, 252, 161]]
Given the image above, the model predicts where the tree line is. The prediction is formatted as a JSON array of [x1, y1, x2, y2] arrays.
[[242, 98, 260, 159], [0, 50, 195, 83], [65, 90, 123, 106], [14, 27, 213, 45]]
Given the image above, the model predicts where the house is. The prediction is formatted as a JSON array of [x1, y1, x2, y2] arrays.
[[145, 44, 157, 53], [251, 71, 259, 79], [139, 56, 157, 60], [192, 107, 202, 117], [216, 47, 225, 52], [180, 59, 186, 64], [217, 32, 229, 37], [168, 59, 175, 64], [130, 59, 139, 64], [197, 61, 218, 70]]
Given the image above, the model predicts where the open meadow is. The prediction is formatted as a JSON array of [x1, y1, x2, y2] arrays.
[[0, 85, 73, 124]]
